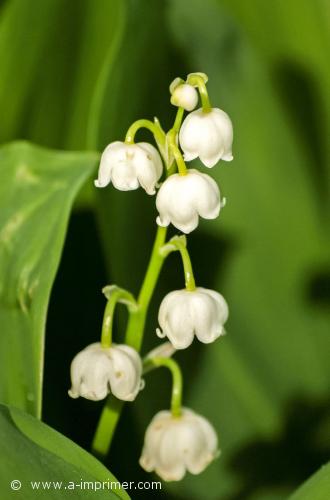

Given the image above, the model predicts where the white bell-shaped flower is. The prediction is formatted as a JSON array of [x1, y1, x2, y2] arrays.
[[140, 408, 219, 481], [68, 342, 143, 402], [170, 83, 198, 111], [94, 141, 163, 194], [156, 169, 221, 234], [179, 108, 233, 167], [157, 287, 228, 349]]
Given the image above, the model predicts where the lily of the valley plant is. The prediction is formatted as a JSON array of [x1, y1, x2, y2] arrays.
[[69, 72, 234, 481]]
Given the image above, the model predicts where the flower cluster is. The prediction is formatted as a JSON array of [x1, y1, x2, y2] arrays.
[[95, 73, 232, 235], [69, 72, 233, 482]]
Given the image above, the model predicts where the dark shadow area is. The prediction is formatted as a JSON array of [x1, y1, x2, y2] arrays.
[[226, 397, 330, 500], [307, 267, 330, 309], [180, 229, 234, 400], [273, 61, 327, 208], [43, 210, 108, 448]]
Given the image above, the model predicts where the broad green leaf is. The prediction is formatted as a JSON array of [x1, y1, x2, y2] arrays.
[[218, 0, 330, 76], [0, 141, 97, 417], [0, 0, 62, 142], [66, 0, 126, 207], [67, 0, 125, 150], [0, 403, 129, 499], [0, 0, 126, 153], [21, 0, 126, 207], [218, 0, 330, 104], [26, 0, 126, 152], [289, 463, 330, 500]]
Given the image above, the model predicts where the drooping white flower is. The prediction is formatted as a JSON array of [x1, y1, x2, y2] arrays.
[[156, 169, 221, 233], [68, 342, 143, 402], [94, 141, 163, 194], [170, 83, 198, 111], [157, 287, 228, 349], [179, 108, 233, 167], [140, 408, 219, 481]]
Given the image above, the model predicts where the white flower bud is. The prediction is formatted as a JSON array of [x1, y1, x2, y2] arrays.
[[157, 287, 228, 349], [94, 141, 163, 194], [68, 343, 143, 402], [140, 408, 219, 481], [179, 107, 233, 167], [156, 169, 221, 233], [170, 84, 198, 111]]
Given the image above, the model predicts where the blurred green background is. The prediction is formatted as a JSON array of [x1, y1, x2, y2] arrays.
[[0, 0, 329, 499]]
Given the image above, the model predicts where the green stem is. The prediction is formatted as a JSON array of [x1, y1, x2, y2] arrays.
[[143, 357, 183, 417], [167, 161, 177, 176], [164, 108, 184, 175], [187, 74, 211, 112], [167, 129, 187, 175], [125, 118, 165, 146], [173, 107, 184, 132], [100, 287, 137, 348], [175, 238, 196, 291], [91, 396, 123, 457], [161, 236, 196, 291], [125, 226, 167, 349]]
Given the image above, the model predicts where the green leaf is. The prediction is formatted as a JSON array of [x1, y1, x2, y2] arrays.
[[0, 141, 97, 417], [0, 0, 126, 153], [67, 0, 126, 151], [0, 403, 129, 499], [218, 0, 330, 97], [289, 463, 330, 500], [0, 0, 62, 142]]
